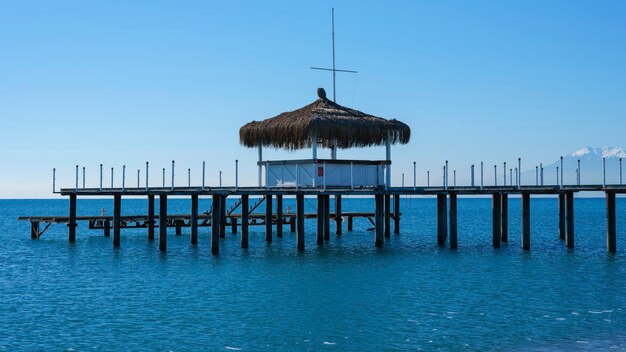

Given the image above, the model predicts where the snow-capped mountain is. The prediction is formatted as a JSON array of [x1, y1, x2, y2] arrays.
[[521, 147, 625, 186]]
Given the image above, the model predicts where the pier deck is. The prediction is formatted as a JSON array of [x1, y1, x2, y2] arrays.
[[19, 184, 625, 254]]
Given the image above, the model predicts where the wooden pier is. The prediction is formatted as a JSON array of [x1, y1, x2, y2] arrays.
[[18, 184, 625, 254]]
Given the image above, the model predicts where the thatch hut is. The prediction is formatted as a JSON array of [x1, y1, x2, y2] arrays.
[[240, 88, 411, 188]]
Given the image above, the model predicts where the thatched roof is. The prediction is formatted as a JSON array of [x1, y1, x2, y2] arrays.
[[239, 88, 411, 150]]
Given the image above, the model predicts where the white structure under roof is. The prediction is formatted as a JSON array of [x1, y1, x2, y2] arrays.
[[239, 88, 410, 188]]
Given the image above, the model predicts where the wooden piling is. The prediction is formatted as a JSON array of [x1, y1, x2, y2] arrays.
[[437, 194, 447, 246], [276, 195, 283, 238], [159, 195, 167, 252], [317, 195, 324, 246], [492, 193, 501, 248], [558, 193, 565, 240], [231, 218, 237, 234], [219, 195, 226, 238], [501, 193, 508, 242], [241, 195, 249, 249], [147, 195, 155, 240], [296, 192, 305, 251], [323, 195, 330, 241], [566, 191, 574, 248], [393, 194, 400, 234], [68, 194, 77, 243], [449, 193, 458, 249], [606, 191, 616, 253], [384, 194, 391, 237], [521, 192, 530, 251], [30, 221, 39, 239], [104, 220, 110, 237], [175, 220, 182, 235], [375, 194, 384, 247], [347, 216, 353, 231], [211, 194, 220, 255], [265, 194, 273, 243], [290, 217, 296, 232], [335, 195, 342, 235], [190, 194, 198, 245], [113, 194, 121, 247]]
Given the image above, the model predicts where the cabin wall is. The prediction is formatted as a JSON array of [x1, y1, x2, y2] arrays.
[[266, 162, 383, 187]]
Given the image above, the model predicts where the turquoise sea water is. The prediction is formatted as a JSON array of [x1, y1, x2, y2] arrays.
[[0, 197, 625, 351]]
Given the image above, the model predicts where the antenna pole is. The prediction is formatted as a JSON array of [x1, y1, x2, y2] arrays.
[[332, 8, 336, 102]]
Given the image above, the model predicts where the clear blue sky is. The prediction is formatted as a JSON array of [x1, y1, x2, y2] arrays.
[[1, 0, 625, 197]]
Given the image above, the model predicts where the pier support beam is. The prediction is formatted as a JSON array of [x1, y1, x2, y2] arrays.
[[147, 195, 155, 240], [347, 216, 353, 231], [566, 191, 575, 248], [437, 194, 447, 246], [501, 193, 508, 242], [393, 194, 400, 234], [521, 192, 530, 251], [335, 195, 342, 235], [449, 193, 458, 249], [241, 195, 249, 249], [317, 195, 324, 246], [276, 195, 283, 238], [159, 195, 167, 252], [231, 218, 237, 234], [265, 194, 273, 243], [375, 194, 384, 247], [323, 195, 330, 241], [296, 193, 305, 251], [492, 193, 501, 248], [558, 193, 565, 240], [211, 195, 221, 255], [68, 194, 77, 243], [190, 194, 198, 245], [219, 196, 226, 238], [113, 194, 121, 248], [384, 194, 391, 237], [103, 220, 110, 237], [606, 191, 616, 253], [30, 221, 39, 239], [175, 220, 182, 235]]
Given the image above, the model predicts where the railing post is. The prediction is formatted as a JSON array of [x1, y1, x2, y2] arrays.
[[53, 168, 56, 193], [444, 160, 448, 189], [188, 168, 191, 187], [171, 160, 175, 190], [99, 164, 103, 192], [145, 162, 149, 191], [75, 165, 79, 192], [82, 167, 85, 189], [202, 161, 206, 191], [518, 158, 521, 188], [110, 167, 114, 189], [494, 165, 497, 186], [413, 161, 416, 190], [235, 159, 239, 191], [560, 156, 564, 188], [122, 165, 126, 192], [480, 161, 484, 188]]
